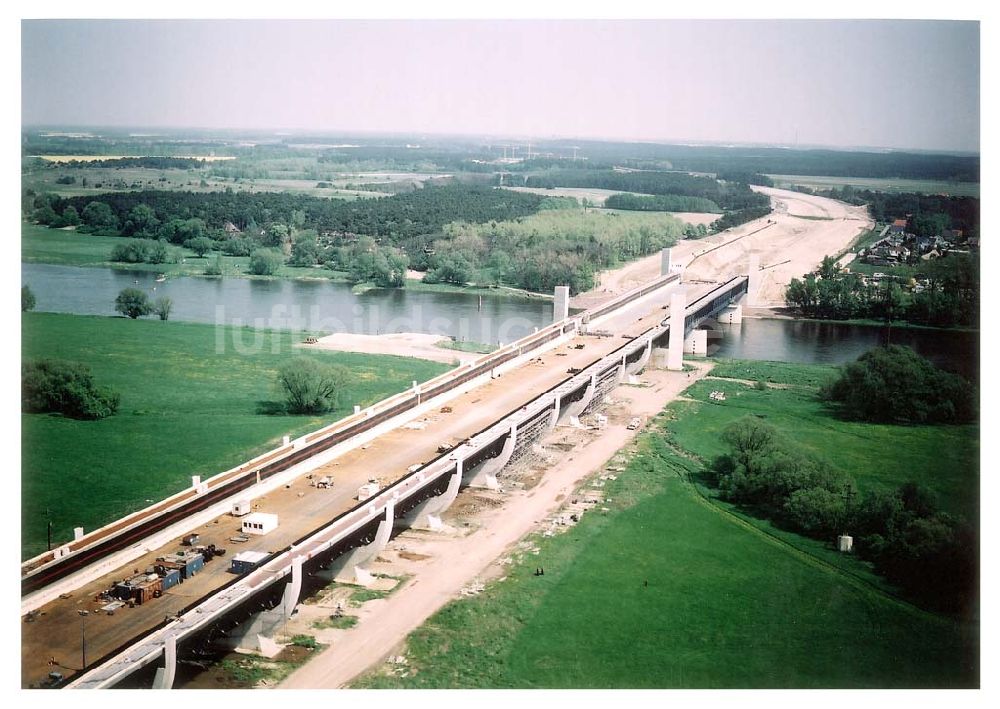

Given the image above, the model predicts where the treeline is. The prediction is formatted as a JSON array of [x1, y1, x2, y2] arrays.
[[523, 169, 769, 211], [54, 157, 208, 169], [716, 171, 774, 187], [786, 254, 979, 328], [604, 193, 721, 213], [421, 211, 684, 294], [540, 140, 980, 182], [28, 184, 546, 241], [709, 205, 773, 231], [791, 185, 979, 235]]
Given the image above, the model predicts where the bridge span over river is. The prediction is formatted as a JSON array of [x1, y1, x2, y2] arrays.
[[21, 249, 751, 689]]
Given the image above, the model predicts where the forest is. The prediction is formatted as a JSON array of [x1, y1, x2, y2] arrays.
[[31, 184, 546, 240], [522, 169, 769, 211]]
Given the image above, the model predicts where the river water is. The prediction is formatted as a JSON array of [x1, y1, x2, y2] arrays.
[[22, 263, 979, 376], [713, 317, 979, 379], [21, 263, 555, 345]]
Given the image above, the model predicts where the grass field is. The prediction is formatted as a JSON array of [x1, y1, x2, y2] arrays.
[[684, 360, 978, 521], [21, 223, 349, 280], [20, 313, 449, 559], [767, 174, 980, 198], [353, 359, 978, 689]]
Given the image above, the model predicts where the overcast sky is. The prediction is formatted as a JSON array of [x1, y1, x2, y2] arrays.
[[21, 19, 980, 152]]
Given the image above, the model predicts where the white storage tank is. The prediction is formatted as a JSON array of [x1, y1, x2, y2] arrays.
[[242, 512, 278, 536]]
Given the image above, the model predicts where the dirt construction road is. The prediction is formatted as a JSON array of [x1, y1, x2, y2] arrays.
[[571, 187, 871, 310]]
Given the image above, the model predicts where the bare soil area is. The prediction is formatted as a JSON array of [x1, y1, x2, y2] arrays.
[[299, 332, 461, 364], [571, 187, 871, 310]]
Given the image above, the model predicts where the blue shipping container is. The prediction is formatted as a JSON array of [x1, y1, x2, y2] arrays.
[[183, 554, 204, 579], [159, 568, 182, 591]]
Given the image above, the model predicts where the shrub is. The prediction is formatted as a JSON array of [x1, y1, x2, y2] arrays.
[[248, 248, 285, 276], [184, 236, 215, 257], [276, 357, 348, 414], [22, 359, 120, 420], [22, 285, 36, 312], [204, 254, 224, 276], [115, 288, 152, 319], [153, 297, 173, 321]]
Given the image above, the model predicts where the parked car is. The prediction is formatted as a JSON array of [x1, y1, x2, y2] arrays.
[[627, 417, 642, 430]]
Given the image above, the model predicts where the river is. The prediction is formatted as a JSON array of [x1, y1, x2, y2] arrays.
[[714, 317, 978, 379], [22, 263, 978, 375], [21, 263, 555, 345]]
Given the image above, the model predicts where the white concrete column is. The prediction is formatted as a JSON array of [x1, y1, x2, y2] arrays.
[[553, 285, 570, 322], [74, 527, 84, 541], [719, 303, 743, 324], [684, 329, 708, 355], [667, 292, 685, 371], [660, 247, 672, 276]]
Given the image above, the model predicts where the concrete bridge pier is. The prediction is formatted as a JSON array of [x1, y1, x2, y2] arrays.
[[329, 501, 396, 586], [151, 633, 177, 690], [667, 292, 686, 370], [399, 462, 463, 531], [624, 339, 653, 378], [684, 329, 708, 355], [282, 555, 304, 618], [467, 425, 517, 490], [558, 373, 597, 425], [548, 398, 560, 429], [660, 247, 672, 276], [718, 303, 743, 324]]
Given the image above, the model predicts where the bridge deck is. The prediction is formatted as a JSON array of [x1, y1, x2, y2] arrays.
[[23, 280, 705, 688]]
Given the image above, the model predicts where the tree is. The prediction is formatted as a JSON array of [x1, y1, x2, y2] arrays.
[[721, 417, 778, 478], [122, 203, 160, 237], [276, 357, 348, 414], [817, 254, 839, 280], [82, 201, 119, 233], [822, 345, 975, 424], [115, 288, 152, 319], [153, 297, 173, 321], [22, 285, 36, 312], [289, 232, 321, 267], [22, 359, 120, 420], [60, 205, 82, 227], [185, 236, 215, 257], [248, 248, 284, 276], [205, 254, 224, 276]]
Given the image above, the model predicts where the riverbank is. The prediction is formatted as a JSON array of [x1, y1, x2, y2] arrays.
[[22, 223, 548, 301], [334, 358, 977, 689], [20, 312, 449, 559]]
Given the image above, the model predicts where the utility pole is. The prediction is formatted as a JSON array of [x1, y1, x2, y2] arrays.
[[79, 610, 89, 669]]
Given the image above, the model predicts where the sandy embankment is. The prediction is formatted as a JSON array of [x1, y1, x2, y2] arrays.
[[301, 332, 462, 364], [571, 186, 871, 310]]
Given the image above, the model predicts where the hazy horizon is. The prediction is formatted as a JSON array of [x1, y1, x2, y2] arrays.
[[22, 19, 980, 153]]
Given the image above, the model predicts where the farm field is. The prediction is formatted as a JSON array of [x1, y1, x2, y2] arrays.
[[353, 359, 977, 689], [766, 174, 980, 198], [20, 312, 449, 559], [22, 167, 370, 199]]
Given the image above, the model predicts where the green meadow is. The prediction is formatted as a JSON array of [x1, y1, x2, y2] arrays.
[[353, 359, 978, 688], [20, 312, 448, 559]]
